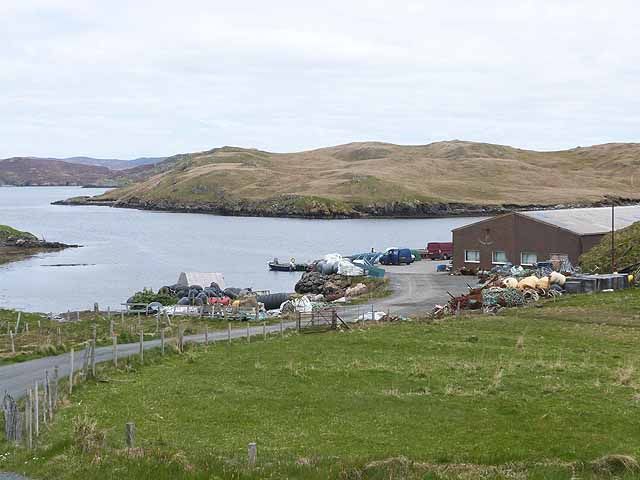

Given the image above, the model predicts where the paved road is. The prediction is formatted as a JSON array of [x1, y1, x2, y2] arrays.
[[0, 261, 470, 400]]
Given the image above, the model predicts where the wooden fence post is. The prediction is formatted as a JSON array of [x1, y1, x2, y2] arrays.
[[228, 322, 231, 344], [248, 442, 257, 466], [42, 376, 48, 426], [139, 331, 144, 364], [34, 382, 39, 437], [9, 330, 15, 354], [91, 327, 97, 379], [45, 370, 53, 422], [125, 422, 135, 448], [160, 328, 165, 356], [112, 335, 118, 367], [53, 366, 59, 407], [246, 322, 250, 343], [263, 322, 266, 340], [26, 389, 32, 449], [69, 347, 74, 395], [280, 318, 284, 338], [15, 311, 21, 333]]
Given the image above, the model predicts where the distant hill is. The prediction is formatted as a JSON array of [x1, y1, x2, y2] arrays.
[[74, 140, 640, 218], [0, 154, 167, 186], [62, 156, 165, 170], [0, 157, 123, 186]]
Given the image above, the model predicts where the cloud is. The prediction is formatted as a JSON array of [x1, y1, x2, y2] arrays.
[[0, 0, 639, 157]]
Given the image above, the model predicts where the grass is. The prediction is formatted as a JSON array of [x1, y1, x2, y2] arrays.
[[2, 289, 640, 478], [0, 224, 37, 242]]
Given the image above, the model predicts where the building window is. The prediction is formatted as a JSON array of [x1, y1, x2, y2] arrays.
[[521, 252, 537, 266], [492, 251, 508, 264], [465, 250, 480, 263]]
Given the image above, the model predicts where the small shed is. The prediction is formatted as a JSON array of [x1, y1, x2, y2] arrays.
[[177, 272, 226, 289]]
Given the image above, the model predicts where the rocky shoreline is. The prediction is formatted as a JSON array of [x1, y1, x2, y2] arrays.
[[52, 195, 640, 220]]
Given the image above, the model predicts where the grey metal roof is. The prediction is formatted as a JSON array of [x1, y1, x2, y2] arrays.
[[521, 205, 640, 235]]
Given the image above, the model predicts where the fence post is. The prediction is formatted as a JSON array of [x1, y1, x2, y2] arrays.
[[91, 326, 97, 378], [15, 311, 21, 333], [125, 422, 135, 448], [205, 325, 209, 346], [297, 312, 301, 332], [45, 370, 53, 421], [9, 330, 15, 354], [69, 348, 74, 395], [280, 318, 284, 338], [26, 389, 32, 449], [53, 366, 59, 408], [263, 322, 266, 340], [42, 375, 48, 426], [160, 328, 165, 356], [139, 331, 144, 364], [228, 322, 231, 344], [76, 311, 80, 322], [34, 381, 39, 437], [246, 322, 250, 343], [112, 335, 118, 367], [248, 442, 257, 467]]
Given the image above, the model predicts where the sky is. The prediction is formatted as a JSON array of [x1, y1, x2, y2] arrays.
[[1, 0, 639, 158]]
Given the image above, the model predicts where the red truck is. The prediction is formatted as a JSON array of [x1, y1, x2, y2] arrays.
[[426, 242, 453, 260]]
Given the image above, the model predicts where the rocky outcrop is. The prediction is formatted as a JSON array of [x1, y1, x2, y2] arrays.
[[0, 226, 80, 265]]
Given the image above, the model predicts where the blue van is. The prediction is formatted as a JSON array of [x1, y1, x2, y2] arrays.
[[379, 248, 415, 265]]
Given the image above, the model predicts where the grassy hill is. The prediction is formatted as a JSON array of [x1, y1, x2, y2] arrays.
[[581, 221, 640, 272], [3, 289, 640, 479], [83, 141, 640, 217]]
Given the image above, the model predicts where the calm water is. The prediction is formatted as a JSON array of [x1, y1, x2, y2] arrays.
[[0, 187, 481, 312]]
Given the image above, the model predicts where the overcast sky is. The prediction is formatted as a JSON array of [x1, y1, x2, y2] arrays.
[[1, 0, 639, 158]]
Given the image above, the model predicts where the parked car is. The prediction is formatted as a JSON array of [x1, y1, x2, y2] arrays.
[[426, 242, 453, 260], [379, 248, 415, 265]]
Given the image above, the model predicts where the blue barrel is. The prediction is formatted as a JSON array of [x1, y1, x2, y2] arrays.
[[436, 264, 447, 272]]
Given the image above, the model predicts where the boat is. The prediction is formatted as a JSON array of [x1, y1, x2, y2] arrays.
[[268, 258, 309, 272]]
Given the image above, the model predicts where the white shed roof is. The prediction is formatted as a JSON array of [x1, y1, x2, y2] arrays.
[[521, 205, 640, 235], [177, 272, 225, 289]]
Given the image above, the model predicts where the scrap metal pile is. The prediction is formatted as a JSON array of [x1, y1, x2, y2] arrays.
[[432, 271, 567, 318]]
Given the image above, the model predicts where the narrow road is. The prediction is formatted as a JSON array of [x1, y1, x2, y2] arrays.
[[0, 261, 470, 399]]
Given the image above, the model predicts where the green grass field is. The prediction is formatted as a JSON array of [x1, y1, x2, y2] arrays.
[[2, 290, 640, 479]]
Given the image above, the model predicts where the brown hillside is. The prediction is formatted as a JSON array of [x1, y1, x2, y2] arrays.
[[91, 141, 640, 216]]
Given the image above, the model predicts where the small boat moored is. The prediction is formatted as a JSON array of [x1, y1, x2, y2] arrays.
[[268, 257, 309, 272]]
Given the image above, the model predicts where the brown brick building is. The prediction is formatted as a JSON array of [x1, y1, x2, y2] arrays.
[[452, 206, 640, 271]]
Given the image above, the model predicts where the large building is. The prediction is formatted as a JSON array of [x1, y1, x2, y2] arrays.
[[452, 206, 640, 271]]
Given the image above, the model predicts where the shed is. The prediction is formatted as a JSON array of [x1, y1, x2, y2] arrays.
[[452, 205, 640, 271], [177, 272, 226, 289]]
